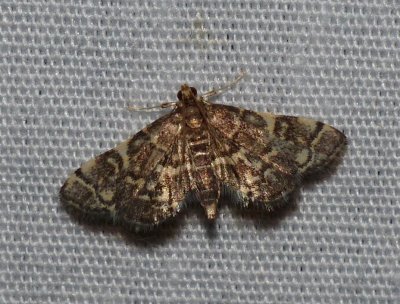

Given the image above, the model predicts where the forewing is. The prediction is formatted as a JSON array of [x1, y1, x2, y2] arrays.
[[60, 111, 191, 228], [207, 103, 346, 176], [207, 103, 346, 204], [117, 129, 193, 227]]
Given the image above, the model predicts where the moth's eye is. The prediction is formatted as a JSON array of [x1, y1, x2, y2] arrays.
[[190, 87, 197, 96], [177, 91, 183, 100]]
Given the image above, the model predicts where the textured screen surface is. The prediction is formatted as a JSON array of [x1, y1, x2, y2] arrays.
[[1, 1, 399, 303]]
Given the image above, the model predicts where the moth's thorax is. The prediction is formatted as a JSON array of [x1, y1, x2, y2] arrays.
[[184, 105, 203, 129]]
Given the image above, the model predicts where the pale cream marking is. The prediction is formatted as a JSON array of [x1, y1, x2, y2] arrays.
[[193, 152, 208, 159], [106, 157, 120, 174], [186, 160, 196, 186], [115, 140, 130, 169], [311, 125, 345, 164], [188, 138, 209, 147], [160, 166, 173, 177], [80, 158, 96, 175], [155, 164, 194, 182], [297, 117, 317, 130], [155, 190, 171, 204], [212, 159, 234, 182], [154, 163, 165, 174], [280, 121, 289, 133], [170, 199, 180, 210], [295, 148, 310, 165], [132, 166, 142, 175], [177, 136, 184, 157], [99, 189, 115, 201], [212, 157, 224, 167], [266, 149, 279, 158], [68, 174, 96, 195], [230, 111, 243, 136], [193, 164, 212, 170], [250, 157, 264, 171], [65, 174, 116, 212], [146, 180, 156, 191], [148, 149, 165, 167], [125, 176, 135, 184], [259, 113, 277, 135], [243, 111, 265, 127], [296, 124, 333, 172], [138, 194, 151, 201], [305, 122, 334, 165], [184, 141, 198, 186], [132, 178, 146, 195], [311, 125, 331, 147], [244, 172, 260, 184], [131, 137, 147, 148], [160, 203, 170, 214], [239, 185, 252, 196]]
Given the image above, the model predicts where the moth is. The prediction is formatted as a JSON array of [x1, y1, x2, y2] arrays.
[[60, 78, 346, 230]]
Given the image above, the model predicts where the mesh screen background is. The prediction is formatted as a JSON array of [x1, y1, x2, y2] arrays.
[[1, 0, 399, 303]]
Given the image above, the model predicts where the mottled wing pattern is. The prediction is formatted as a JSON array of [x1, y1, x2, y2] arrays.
[[60, 112, 192, 228], [207, 104, 346, 206], [212, 138, 298, 208]]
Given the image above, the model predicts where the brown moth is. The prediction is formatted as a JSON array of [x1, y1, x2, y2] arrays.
[[60, 81, 346, 229]]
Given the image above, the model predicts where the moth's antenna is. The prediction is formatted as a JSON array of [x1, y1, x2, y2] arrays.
[[202, 70, 247, 99], [127, 101, 177, 112]]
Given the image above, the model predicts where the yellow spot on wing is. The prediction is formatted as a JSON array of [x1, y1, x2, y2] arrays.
[[99, 189, 115, 201], [295, 148, 310, 165]]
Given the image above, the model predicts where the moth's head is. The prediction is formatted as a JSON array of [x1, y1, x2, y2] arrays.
[[177, 84, 197, 102]]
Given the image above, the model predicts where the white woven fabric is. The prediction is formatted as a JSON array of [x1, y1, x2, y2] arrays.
[[1, 1, 399, 303]]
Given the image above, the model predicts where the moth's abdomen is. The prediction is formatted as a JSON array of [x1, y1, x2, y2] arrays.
[[188, 128, 220, 219]]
